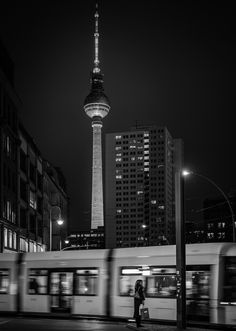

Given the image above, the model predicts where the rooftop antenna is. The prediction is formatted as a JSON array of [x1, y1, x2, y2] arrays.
[[93, 2, 100, 73]]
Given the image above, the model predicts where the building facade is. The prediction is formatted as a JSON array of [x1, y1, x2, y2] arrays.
[[105, 126, 181, 248], [18, 124, 45, 252], [43, 161, 69, 251], [0, 40, 69, 252], [64, 226, 105, 250], [0, 40, 19, 252]]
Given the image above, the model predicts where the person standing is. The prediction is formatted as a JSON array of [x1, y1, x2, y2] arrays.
[[133, 279, 145, 328]]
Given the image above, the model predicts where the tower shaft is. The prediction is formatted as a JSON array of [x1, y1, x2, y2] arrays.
[[91, 121, 104, 229]]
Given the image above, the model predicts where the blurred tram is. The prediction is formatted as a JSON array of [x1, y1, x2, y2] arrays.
[[0, 243, 236, 326]]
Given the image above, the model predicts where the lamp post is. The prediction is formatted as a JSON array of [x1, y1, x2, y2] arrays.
[[49, 206, 64, 251], [175, 170, 186, 329], [174, 140, 186, 330], [182, 170, 235, 242]]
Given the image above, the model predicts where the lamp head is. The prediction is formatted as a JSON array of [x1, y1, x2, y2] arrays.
[[57, 219, 64, 226], [182, 169, 192, 177]]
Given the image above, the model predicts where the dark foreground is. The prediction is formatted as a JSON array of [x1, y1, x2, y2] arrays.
[[0, 317, 234, 331]]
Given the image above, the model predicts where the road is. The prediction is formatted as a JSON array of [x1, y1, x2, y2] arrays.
[[0, 317, 232, 331]]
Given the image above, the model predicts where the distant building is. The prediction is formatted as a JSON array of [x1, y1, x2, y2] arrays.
[[105, 126, 182, 248], [203, 190, 236, 242], [0, 40, 69, 252], [65, 227, 105, 250]]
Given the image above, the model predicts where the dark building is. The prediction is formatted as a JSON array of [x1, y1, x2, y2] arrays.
[[185, 221, 205, 244], [203, 190, 236, 242], [0, 40, 69, 252], [105, 126, 182, 248], [43, 161, 69, 251], [0, 40, 20, 252]]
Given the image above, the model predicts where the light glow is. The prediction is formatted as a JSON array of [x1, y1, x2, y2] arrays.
[[182, 169, 192, 177], [57, 219, 64, 226]]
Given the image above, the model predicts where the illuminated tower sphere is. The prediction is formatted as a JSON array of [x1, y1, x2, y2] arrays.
[[84, 4, 111, 229]]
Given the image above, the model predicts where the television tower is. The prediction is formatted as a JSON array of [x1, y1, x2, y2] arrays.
[[84, 3, 111, 229]]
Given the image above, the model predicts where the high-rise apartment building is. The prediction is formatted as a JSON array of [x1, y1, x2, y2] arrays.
[[105, 126, 182, 248]]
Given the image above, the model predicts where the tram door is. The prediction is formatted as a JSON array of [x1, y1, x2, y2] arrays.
[[186, 267, 210, 322], [50, 271, 73, 313]]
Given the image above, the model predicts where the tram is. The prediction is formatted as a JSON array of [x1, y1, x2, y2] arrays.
[[0, 243, 235, 326]]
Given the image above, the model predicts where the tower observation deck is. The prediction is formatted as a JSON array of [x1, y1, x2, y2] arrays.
[[84, 4, 110, 229]]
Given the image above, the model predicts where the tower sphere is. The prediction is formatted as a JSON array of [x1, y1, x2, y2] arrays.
[[84, 80, 110, 119]]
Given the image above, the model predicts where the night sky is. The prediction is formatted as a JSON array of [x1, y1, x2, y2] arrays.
[[0, 1, 235, 231]]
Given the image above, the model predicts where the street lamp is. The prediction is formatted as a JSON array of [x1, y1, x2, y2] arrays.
[[49, 206, 64, 251], [182, 170, 235, 242]]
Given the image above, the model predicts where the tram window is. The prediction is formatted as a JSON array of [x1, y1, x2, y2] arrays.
[[28, 269, 48, 294], [0, 270, 9, 294], [119, 267, 145, 296], [222, 257, 236, 302], [186, 266, 210, 300], [75, 269, 98, 295], [146, 267, 176, 298]]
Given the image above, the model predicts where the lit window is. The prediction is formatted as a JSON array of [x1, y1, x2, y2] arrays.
[[137, 191, 143, 195], [218, 232, 225, 239], [144, 150, 149, 155], [218, 222, 225, 229], [30, 191, 37, 209], [144, 162, 149, 166], [116, 175, 122, 179], [131, 157, 135, 161], [144, 133, 149, 137], [116, 209, 122, 213], [115, 158, 122, 162], [158, 205, 165, 210], [151, 200, 157, 205], [115, 146, 121, 150], [116, 153, 122, 157], [4, 228, 7, 247], [138, 157, 143, 160], [144, 139, 149, 143], [207, 232, 214, 239], [115, 135, 122, 139], [130, 145, 136, 149], [8, 230, 12, 248], [144, 167, 149, 171]]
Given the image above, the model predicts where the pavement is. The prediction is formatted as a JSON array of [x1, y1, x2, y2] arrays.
[[0, 317, 234, 331]]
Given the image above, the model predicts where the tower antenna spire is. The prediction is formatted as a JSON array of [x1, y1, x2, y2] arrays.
[[93, 2, 100, 73]]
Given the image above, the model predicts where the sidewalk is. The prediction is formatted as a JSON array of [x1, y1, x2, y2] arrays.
[[126, 322, 232, 331]]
